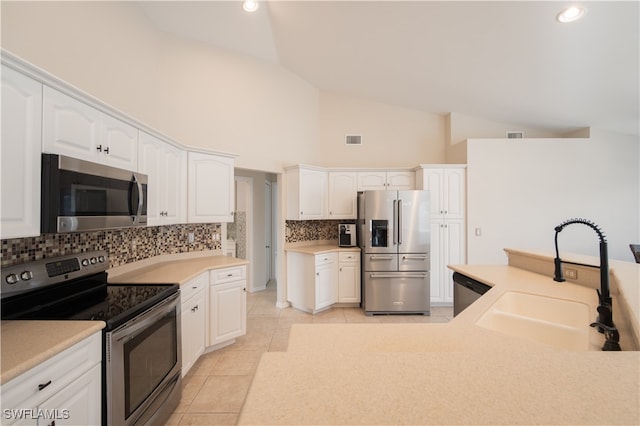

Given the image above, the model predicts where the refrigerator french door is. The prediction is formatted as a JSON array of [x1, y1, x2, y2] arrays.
[[358, 190, 430, 315]]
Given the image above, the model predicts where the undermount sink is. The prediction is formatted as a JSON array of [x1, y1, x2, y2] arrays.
[[476, 291, 592, 351]]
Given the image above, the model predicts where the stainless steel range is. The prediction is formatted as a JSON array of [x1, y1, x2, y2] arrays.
[[1, 251, 182, 425]]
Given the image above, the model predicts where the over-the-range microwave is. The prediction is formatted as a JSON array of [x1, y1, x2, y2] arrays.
[[41, 154, 148, 233]]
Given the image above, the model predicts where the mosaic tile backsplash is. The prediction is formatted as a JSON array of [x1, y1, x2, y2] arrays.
[[285, 219, 355, 243], [1, 223, 222, 268]]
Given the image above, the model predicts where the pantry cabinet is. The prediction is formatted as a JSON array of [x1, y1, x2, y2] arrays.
[[188, 151, 235, 223], [286, 165, 328, 220], [0, 66, 42, 239], [139, 132, 187, 225], [181, 272, 207, 376], [0, 332, 102, 426], [209, 265, 247, 347], [42, 86, 138, 170], [416, 165, 466, 305], [328, 171, 358, 219]]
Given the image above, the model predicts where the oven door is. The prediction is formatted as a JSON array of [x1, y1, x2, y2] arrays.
[[106, 292, 181, 426]]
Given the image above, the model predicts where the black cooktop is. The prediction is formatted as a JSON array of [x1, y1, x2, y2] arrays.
[[1, 251, 178, 330]]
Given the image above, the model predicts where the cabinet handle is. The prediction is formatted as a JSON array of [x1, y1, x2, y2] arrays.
[[227, 273, 233, 277], [191, 305, 198, 312], [96, 144, 103, 152], [38, 380, 52, 391], [192, 286, 198, 289], [104, 146, 110, 154]]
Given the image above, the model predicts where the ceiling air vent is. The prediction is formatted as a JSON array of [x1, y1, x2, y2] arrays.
[[506, 131, 524, 139], [345, 135, 362, 145]]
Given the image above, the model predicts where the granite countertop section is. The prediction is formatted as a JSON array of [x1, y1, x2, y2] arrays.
[[108, 254, 249, 285], [285, 244, 360, 255], [1, 320, 105, 384]]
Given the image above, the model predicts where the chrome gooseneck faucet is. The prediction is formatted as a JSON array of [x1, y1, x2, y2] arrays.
[[553, 218, 621, 351]]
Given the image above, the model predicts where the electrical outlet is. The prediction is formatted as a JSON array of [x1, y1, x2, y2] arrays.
[[187, 232, 195, 244], [565, 268, 578, 280]]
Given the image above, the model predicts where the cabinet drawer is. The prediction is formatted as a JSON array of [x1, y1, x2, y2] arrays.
[[2, 332, 101, 410], [315, 252, 337, 266], [339, 252, 359, 263], [210, 265, 246, 285], [181, 272, 208, 302]]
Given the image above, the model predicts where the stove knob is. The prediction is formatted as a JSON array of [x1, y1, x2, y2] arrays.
[[98, 255, 105, 263], [90, 257, 97, 265], [5, 274, 19, 285], [82, 259, 90, 267], [20, 271, 33, 281]]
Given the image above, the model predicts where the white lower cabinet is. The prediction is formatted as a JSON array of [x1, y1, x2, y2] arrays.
[[180, 272, 207, 376], [338, 252, 360, 303], [209, 266, 247, 347], [287, 251, 361, 313], [1, 332, 102, 426]]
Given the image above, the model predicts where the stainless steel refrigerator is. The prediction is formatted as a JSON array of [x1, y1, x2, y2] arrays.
[[357, 190, 430, 315]]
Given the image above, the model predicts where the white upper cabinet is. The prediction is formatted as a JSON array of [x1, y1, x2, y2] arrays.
[[188, 151, 235, 223], [1, 66, 43, 239], [286, 165, 328, 220], [328, 171, 357, 219], [417, 166, 466, 220], [43, 87, 138, 170], [138, 132, 187, 225], [357, 170, 415, 191]]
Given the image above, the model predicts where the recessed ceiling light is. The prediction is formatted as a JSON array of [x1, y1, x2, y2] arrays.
[[242, 0, 259, 13], [557, 6, 587, 23]]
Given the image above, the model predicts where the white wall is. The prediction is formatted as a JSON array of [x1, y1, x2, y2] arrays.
[[1, 1, 319, 172], [318, 92, 447, 167], [467, 130, 640, 263]]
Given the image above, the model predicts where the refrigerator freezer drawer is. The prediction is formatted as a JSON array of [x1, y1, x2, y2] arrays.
[[364, 272, 430, 314], [363, 253, 397, 272], [398, 253, 430, 271]]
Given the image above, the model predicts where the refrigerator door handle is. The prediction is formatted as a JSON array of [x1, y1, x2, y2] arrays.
[[393, 200, 398, 245], [370, 273, 428, 278], [402, 255, 428, 260], [398, 199, 402, 245], [369, 255, 394, 260]]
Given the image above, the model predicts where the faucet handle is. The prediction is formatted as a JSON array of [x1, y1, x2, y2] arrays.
[[590, 321, 621, 351]]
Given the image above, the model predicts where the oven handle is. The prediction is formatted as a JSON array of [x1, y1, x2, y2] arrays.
[[110, 292, 180, 343]]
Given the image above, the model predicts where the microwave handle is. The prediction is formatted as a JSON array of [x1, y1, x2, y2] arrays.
[[130, 173, 144, 220]]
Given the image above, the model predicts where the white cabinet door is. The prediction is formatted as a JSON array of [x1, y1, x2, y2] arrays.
[[286, 166, 327, 220], [338, 253, 360, 303], [100, 114, 138, 170], [315, 262, 337, 310], [419, 167, 465, 220], [430, 219, 465, 305], [328, 171, 357, 219], [1, 66, 42, 239], [39, 363, 101, 426], [209, 281, 246, 346], [42, 86, 101, 161], [139, 132, 186, 225], [181, 288, 206, 376], [386, 170, 415, 190], [43, 87, 138, 170], [188, 152, 234, 223], [357, 171, 387, 191]]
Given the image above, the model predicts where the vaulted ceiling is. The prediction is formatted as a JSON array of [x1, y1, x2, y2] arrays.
[[136, 1, 639, 136]]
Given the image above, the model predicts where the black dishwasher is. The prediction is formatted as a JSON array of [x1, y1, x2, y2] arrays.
[[452, 272, 492, 316]]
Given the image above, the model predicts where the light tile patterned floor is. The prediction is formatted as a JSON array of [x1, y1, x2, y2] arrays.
[[164, 283, 453, 425]]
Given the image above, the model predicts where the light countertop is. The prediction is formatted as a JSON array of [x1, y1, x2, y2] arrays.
[[108, 254, 249, 285], [1, 320, 105, 384], [238, 250, 640, 425]]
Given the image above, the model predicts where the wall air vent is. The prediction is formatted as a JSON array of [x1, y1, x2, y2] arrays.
[[506, 131, 524, 139], [345, 135, 362, 145]]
